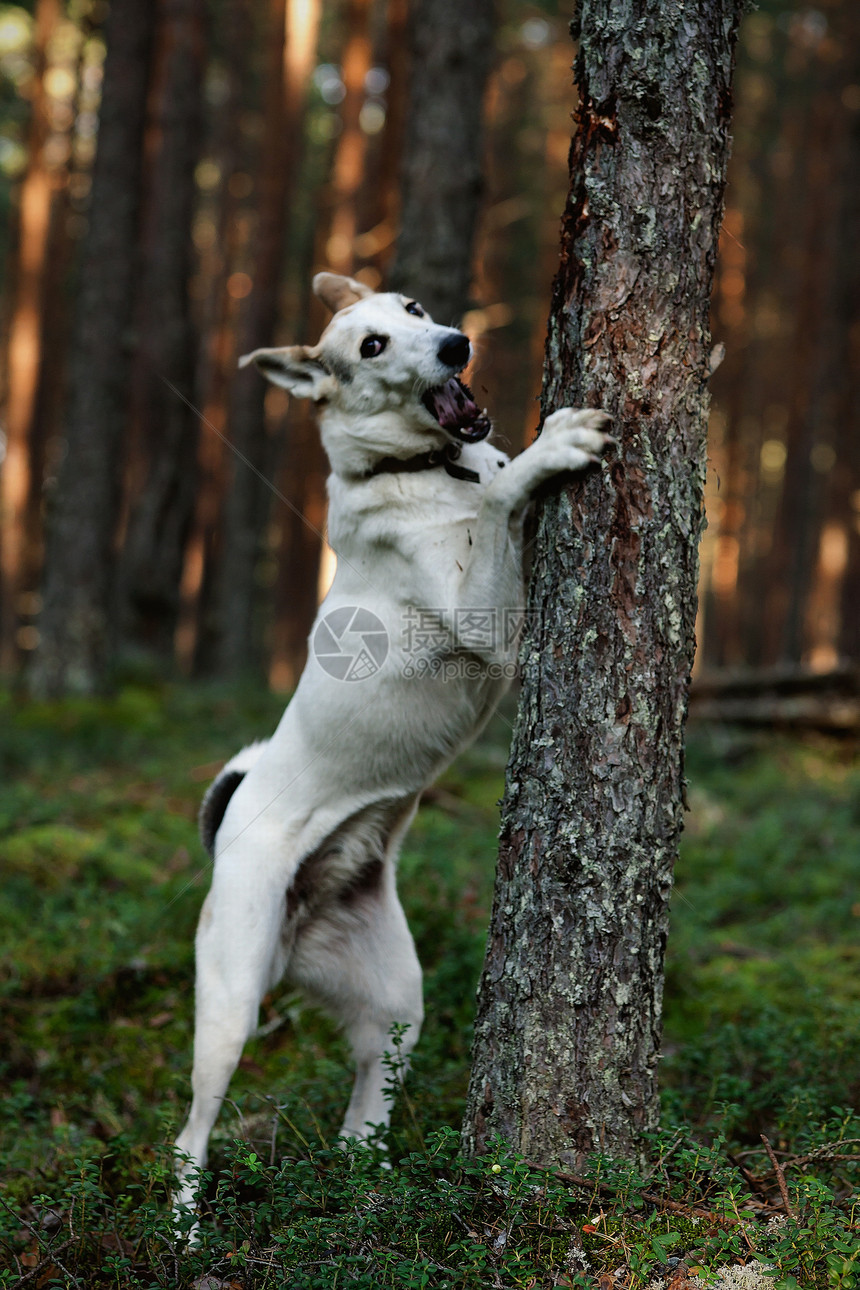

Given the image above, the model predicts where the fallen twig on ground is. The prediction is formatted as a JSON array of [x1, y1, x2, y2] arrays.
[[760, 1136, 793, 1219]]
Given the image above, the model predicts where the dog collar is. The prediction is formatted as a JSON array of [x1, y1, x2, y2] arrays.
[[365, 442, 481, 484]]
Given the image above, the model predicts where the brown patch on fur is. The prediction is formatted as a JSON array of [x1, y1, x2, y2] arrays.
[[285, 800, 407, 923], [338, 857, 384, 905]]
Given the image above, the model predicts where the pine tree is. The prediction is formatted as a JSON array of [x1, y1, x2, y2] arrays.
[[463, 0, 744, 1165]]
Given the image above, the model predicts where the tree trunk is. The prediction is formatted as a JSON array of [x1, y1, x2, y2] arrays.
[[29, 0, 155, 696], [320, 0, 372, 277], [174, 0, 253, 675], [0, 0, 62, 671], [388, 0, 494, 323], [758, 90, 839, 667], [462, 0, 743, 1166], [211, 0, 319, 677], [837, 92, 860, 661], [118, 0, 206, 662], [267, 419, 327, 688]]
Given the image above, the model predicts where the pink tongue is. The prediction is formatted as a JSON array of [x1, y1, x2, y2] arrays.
[[422, 378, 491, 442], [432, 379, 479, 430]]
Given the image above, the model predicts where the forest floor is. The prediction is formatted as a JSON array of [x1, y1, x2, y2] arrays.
[[1, 683, 859, 1287]]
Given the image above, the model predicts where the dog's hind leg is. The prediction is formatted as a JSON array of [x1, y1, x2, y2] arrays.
[[288, 862, 424, 1144], [175, 858, 287, 1214]]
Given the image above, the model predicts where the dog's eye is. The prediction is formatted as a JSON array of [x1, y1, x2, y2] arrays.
[[360, 334, 388, 358], [404, 301, 424, 318]]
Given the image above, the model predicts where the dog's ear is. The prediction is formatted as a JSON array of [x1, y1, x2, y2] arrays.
[[313, 272, 374, 314], [239, 345, 336, 401]]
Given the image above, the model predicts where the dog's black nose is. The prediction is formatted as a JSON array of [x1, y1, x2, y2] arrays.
[[437, 332, 471, 369]]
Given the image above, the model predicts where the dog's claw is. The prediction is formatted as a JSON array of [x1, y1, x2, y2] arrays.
[[542, 408, 615, 462]]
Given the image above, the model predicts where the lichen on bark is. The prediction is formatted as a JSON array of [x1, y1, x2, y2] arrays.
[[462, 0, 744, 1165]]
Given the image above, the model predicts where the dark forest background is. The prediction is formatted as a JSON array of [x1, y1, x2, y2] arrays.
[[0, 0, 857, 706]]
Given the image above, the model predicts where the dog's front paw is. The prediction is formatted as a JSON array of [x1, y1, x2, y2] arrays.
[[490, 406, 615, 510], [541, 407, 614, 458]]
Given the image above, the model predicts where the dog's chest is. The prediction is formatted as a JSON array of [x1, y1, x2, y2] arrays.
[[330, 481, 485, 581]]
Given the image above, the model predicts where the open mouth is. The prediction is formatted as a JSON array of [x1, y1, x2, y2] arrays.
[[421, 378, 491, 443]]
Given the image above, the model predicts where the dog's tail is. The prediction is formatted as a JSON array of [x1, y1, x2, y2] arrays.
[[199, 741, 269, 858]]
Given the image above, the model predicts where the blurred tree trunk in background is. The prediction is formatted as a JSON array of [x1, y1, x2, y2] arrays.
[[267, 0, 373, 685], [357, 0, 407, 281], [267, 0, 409, 688], [472, 36, 557, 455], [176, 0, 253, 675], [118, 0, 206, 663], [700, 3, 860, 676], [0, 0, 855, 691], [0, 0, 61, 671], [758, 88, 839, 666], [29, 0, 155, 696], [211, 0, 320, 677], [323, 0, 373, 277], [267, 424, 326, 688], [837, 90, 860, 660], [463, 0, 743, 1165], [264, 0, 330, 690], [798, 9, 860, 670], [388, 0, 494, 323], [21, 101, 80, 628], [268, 273, 328, 691]]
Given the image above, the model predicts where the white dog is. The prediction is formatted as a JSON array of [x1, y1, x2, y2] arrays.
[[174, 271, 611, 1212]]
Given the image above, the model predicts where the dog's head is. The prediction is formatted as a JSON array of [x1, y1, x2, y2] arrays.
[[240, 273, 490, 466]]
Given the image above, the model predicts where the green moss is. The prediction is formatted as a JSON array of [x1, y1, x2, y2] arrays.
[[1, 688, 858, 1285]]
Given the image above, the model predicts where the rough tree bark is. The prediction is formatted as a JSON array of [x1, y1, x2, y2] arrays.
[[462, 0, 744, 1165], [29, 0, 155, 696], [388, 0, 495, 323]]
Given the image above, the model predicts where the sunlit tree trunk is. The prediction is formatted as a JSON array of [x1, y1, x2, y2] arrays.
[[266, 0, 372, 686], [23, 152, 79, 609], [118, 0, 206, 661], [29, 0, 155, 696], [0, 0, 61, 671], [462, 0, 743, 1166], [14, 11, 84, 668], [388, 0, 494, 323]]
